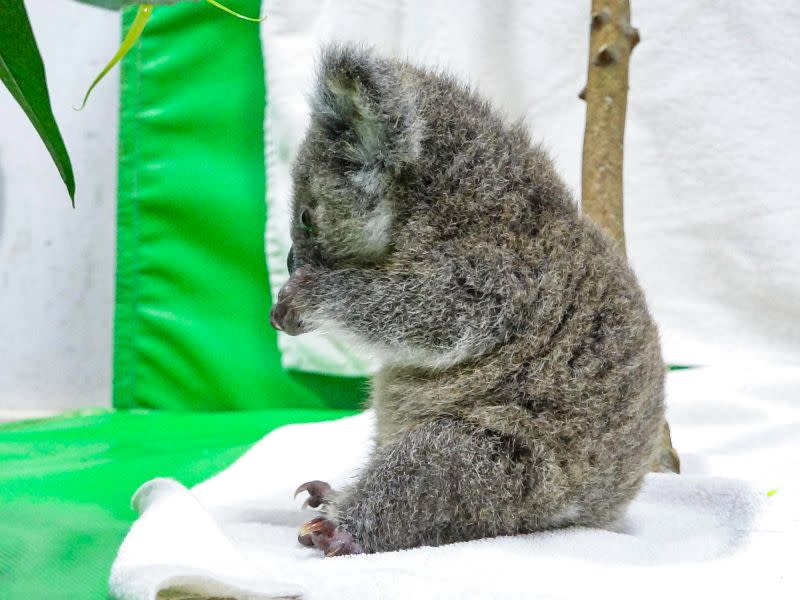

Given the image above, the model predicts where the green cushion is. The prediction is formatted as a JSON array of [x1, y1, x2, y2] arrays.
[[0, 409, 355, 597], [115, 1, 368, 410]]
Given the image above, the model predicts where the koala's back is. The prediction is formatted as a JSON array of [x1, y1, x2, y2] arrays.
[[370, 65, 664, 529]]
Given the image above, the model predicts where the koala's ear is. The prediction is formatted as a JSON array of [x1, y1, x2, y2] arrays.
[[311, 44, 423, 174]]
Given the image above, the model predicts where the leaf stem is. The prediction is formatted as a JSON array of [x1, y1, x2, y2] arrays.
[[205, 0, 266, 22]]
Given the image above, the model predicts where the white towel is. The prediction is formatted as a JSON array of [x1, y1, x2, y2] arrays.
[[109, 365, 800, 600]]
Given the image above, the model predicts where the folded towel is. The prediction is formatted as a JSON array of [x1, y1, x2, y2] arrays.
[[110, 366, 799, 599]]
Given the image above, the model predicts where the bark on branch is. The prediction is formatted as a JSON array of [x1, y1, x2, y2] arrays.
[[581, 0, 639, 249], [580, 0, 680, 474]]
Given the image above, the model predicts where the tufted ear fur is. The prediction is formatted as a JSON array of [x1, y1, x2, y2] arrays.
[[311, 44, 424, 178]]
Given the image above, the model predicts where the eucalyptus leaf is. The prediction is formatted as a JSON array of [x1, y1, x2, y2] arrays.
[[0, 0, 75, 204]]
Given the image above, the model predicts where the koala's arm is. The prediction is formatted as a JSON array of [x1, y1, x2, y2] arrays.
[[293, 247, 536, 353], [329, 418, 543, 553]]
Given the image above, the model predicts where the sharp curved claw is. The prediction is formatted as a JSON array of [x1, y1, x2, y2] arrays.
[[293, 480, 333, 509], [324, 534, 363, 558], [297, 516, 363, 556], [293, 482, 311, 499], [325, 543, 347, 557], [299, 516, 328, 537]]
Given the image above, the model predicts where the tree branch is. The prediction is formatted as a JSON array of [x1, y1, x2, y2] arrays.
[[580, 0, 638, 251], [580, 0, 680, 474]]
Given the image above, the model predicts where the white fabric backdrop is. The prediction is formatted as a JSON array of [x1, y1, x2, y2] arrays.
[[262, 0, 800, 374], [0, 1, 119, 414]]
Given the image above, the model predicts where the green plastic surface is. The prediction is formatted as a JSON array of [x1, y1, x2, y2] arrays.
[[114, 1, 368, 410], [0, 408, 355, 598]]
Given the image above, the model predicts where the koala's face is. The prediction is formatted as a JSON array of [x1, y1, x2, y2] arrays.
[[271, 45, 432, 339], [286, 140, 395, 276], [283, 46, 424, 279]]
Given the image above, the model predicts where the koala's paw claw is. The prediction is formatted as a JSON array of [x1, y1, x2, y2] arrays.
[[297, 516, 362, 557], [294, 480, 333, 510], [298, 515, 334, 547], [325, 529, 363, 557]]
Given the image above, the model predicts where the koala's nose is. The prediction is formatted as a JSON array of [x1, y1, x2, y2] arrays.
[[270, 298, 306, 336], [270, 303, 287, 332]]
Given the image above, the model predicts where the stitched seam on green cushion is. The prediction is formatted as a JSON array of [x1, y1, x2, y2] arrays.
[[112, 8, 142, 409]]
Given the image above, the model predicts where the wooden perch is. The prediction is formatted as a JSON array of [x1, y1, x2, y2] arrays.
[[580, 0, 680, 474]]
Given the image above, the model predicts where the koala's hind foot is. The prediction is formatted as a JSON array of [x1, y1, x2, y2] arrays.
[[295, 481, 362, 556], [298, 516, 363, 557], [294, 480, 333, 510]]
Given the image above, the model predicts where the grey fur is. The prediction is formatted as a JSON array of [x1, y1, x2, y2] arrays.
[[271, 44, 664, 553]]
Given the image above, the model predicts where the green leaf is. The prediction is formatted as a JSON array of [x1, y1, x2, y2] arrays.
[[0, 0, 75, 205]]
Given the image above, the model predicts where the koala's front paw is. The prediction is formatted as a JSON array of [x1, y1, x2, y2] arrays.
[[298, 516, 363, 557], [270, 266, 314, 335]]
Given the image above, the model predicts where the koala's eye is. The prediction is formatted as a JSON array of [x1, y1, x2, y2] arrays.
[[287, 246, 295, 275], [300, 208, 316, 236]]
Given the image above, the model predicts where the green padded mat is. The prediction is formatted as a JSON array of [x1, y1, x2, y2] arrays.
[[115, 1, 368, 411], [0, 409, 355, 598]]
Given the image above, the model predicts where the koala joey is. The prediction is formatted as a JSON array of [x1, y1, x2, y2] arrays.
[[270, 44, 664, 557]]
